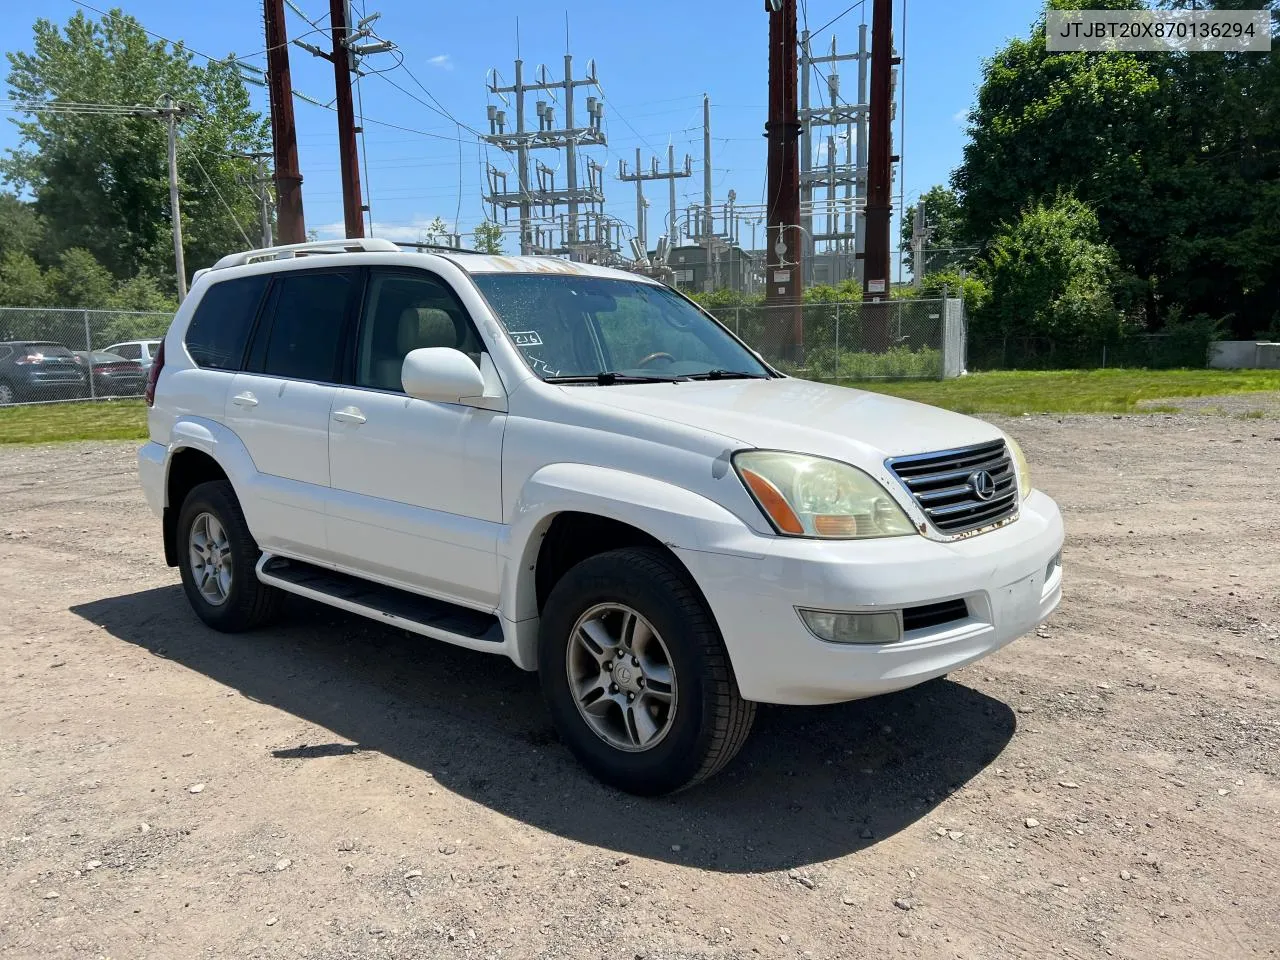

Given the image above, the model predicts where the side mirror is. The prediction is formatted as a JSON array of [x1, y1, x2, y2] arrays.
[[401, 347, 486, 405]]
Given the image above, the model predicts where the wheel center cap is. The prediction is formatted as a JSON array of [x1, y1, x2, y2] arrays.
[[612, 662, 641, 693]]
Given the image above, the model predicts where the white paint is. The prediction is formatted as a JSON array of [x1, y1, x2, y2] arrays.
[[139, 248, 1065, 705]]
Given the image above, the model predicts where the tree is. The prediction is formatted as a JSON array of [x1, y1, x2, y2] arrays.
[[473, 221, 504, 254], [46, 247, 116, 308], [976, 194, 1131, 347], [0, 250, 50, 308], [0, 194, 46, 260], [2, 9, 268, 288], [901, 185, 968, 277], [421, 216, 454, 247]]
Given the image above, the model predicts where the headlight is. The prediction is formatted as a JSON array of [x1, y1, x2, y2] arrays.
[[1006, 436, 1032, 498], [733, 451, 916, 539]]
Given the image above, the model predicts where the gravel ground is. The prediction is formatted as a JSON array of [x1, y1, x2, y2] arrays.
[[1, 414, 1278, 959]]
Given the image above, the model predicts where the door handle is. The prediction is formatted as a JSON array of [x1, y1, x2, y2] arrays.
[[332, 406, 366, 424], [231, 391, 258, 408]]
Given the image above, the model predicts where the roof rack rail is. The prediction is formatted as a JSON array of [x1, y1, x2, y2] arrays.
[[210, 237, 401, 271], [392, 241, 484, 255]]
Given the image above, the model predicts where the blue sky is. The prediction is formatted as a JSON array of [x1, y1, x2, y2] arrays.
[[2, 0, 1044, 270]]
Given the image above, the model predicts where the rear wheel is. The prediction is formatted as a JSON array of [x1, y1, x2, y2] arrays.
[[539, 547, 755, 795], [0, 381, 15, 405], [177, 480, 282, 632]]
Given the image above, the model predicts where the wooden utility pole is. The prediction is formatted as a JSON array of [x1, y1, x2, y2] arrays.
[[329, 0, 365, 238], [862, 0, 896, 347], [161, 96, 187, 301], [764, 0, 804, 361], [264, 0, 306, 245]]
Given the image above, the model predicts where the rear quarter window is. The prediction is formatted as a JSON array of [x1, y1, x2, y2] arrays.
[[185, 275, 271, 370]]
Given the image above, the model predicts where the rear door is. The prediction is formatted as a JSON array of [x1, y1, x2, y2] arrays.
[[224, 267, 360, 561]]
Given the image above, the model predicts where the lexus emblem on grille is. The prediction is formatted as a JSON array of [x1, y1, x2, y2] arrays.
[[969, 470, 996, 501]]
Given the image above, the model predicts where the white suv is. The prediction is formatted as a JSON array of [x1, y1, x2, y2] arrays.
[[138, 238, 1063, 794]]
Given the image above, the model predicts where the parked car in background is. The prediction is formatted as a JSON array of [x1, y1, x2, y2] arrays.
[[103, 339, 164, 371], [73, 350, 148, 397], [0, 341, 88, 405]]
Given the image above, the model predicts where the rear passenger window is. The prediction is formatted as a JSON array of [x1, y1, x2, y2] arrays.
[[260, 271, 354, 382], [185, 276, 269, 370]]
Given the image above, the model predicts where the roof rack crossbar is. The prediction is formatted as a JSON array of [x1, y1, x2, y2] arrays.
[[210, 237, 401, 270]]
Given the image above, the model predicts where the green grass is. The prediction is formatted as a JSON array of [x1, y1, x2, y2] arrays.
[[1, 369, 1279, 443], [0, 399, 148, 444], [835, 369, 1280, 415]]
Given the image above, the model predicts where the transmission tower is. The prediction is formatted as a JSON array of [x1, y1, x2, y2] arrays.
[[483, 54, 609, 259], [617, 146, 692, 251], [798, 22, 898, 287]]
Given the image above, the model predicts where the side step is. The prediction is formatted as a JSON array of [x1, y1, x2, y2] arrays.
[[256, 555, 504, 651]]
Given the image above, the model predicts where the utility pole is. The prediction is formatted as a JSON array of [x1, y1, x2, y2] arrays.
[[764, 0, 803, 361], [863, 0, 896, 347], [161, 96, 187, 301], [619, 148, 691, 253], [264, 0, 305, 244], [911, 201, 927, 287], [237, 151, 275, 248], [703, 94, 715, 288], [329, 0, 364, 238]]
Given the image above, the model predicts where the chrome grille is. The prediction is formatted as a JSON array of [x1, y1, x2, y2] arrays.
[[888, 439, 1018, 535]]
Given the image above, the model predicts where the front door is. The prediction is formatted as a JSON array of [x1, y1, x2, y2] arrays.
[[327, 267, 506, 609], [223, 267, 359, 561]]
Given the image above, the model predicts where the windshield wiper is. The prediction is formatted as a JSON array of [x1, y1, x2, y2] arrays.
[[544, 371, 687, 385], [684, 369, 770, 381]]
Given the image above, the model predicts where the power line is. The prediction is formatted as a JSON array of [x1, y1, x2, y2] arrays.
[[186, 148, 254, 247], [810, 0, 867, 39]]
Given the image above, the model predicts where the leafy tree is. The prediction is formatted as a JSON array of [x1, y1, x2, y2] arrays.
[[0, 250, 50, 308], [2, 9, 268, 289], [109, 272, 176, 313], [46, 247, 116, 308], [901, 185, 969, 276], [0, 194, 46, 260], [472, 221, 504, 254], [976, 194, 1132, 345], [421, 216, 454, 246]]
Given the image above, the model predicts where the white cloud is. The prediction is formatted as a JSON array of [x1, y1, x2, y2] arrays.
[[952, 108, 969, 127], [314, 217, 457, 244], [427, 54, 453, 71]]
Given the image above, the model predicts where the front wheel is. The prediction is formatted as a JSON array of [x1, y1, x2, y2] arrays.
[[538, 547, 755, 795], [177, 480, 282, 632]]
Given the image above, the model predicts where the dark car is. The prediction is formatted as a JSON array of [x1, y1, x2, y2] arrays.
[[72, 350, 148, 397], [0, 341, 89, 405]]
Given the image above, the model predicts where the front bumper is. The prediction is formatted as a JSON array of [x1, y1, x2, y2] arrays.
[[675, 490, 1065, 705]]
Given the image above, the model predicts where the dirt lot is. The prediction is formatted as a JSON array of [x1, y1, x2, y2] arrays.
[[2, 411, 1278, 960]]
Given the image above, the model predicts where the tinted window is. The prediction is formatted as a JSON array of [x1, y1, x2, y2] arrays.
[[185, 276, 269, 371], [113, 343, 142, 360], [355, 271, 484, 391], [22, 343, 75, 359], [260, 271, 354, 382]]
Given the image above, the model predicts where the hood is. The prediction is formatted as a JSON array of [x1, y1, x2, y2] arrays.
[[567, 377, 1002, 464]]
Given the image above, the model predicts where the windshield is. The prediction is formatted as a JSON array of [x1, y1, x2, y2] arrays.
[[472, 274, 771, 381]]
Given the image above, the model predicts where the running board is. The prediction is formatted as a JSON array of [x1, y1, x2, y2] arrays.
[[256, 555, 504, 650]]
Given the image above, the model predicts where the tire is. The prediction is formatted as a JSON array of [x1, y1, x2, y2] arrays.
[[0, 381, 15, 405], [176, 479, 282, 632], [538, 547, 756, 795]]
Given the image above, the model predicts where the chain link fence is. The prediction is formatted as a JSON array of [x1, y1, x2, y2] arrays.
[[707, 298, 965, 380], [0, 307, 173, 405]]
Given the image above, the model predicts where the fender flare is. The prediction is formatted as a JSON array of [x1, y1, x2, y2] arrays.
[[162, 418, 263, 544], [499, 462, 762, 668]]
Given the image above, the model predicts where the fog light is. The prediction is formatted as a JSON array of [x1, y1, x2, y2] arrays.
[[1046, 551, 1062, 580], [798, 609, 902, 645]]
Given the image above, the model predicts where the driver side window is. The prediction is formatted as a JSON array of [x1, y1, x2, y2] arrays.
[[355, 270, 485, 392]]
